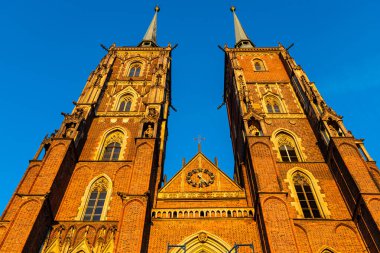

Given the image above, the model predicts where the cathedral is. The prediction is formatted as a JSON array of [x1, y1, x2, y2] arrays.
[[0, 6, 379, 253]]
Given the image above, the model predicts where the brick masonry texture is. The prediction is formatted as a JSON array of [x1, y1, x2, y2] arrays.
[[0, 44, 379, 253]]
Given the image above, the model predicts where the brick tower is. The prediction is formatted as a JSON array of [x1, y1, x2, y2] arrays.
[[1, 6, 379, 253], [0, 6, 172, 253], [223, 6, 380, 253]]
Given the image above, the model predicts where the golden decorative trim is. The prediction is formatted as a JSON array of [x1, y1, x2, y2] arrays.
[[157, 191, 245, 200], [152, 208, 254, 219], [265, 113, 306, 119]]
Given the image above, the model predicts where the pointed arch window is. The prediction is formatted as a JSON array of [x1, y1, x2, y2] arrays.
[[80, 176, 111, 221], [128, 64, 141, 77], [276, 132, 302, 162], [293, 172, 322, 218], [279, 145, 298, 162], [118, 95, 133, 112], [265, 96, 283, 113], [102, 142, 121, 161], [99, 130, 124, 161], [253, 59, 266, 71]]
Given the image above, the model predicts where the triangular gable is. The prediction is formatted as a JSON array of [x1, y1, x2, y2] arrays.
[[159, 152, 244, 199]]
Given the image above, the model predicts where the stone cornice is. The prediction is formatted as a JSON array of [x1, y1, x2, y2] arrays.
[[112, 46, 171, 52], [157, 191, 246, 200]]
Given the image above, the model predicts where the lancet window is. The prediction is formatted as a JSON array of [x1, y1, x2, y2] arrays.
[[264, 96, 283, 113], [81, 176, 111, 221], [276, 133, 301, 162], [128, 64, 141, 77], [292, 172, 322, 218], [100, 130, 124, 161], [118, 95, 133, 112], [253, 59, 266, 71]]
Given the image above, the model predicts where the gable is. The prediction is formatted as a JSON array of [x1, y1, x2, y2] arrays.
[[158, 153, 244, 200]]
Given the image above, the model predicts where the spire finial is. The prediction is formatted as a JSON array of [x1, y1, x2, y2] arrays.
[[194, 135, 206, 153], [138, 6, 159, 47], [230, 6, 255, 48]]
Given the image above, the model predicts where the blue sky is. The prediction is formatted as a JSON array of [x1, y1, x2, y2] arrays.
[[0, 0, 379, 213]]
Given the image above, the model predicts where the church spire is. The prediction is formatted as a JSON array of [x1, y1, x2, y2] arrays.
[[230, 6, 255, 48], [139, 6, 160, 47]]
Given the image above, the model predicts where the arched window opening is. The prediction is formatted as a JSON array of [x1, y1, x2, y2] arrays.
[[293, 172, 322, 218], [276, 132, 301, 162], [118, 96, 133, 112], [253, 59, 265, 71], [265, 96, 283, 113], [100, 130, 124, 161], [254, 62, 262, 71], [82, 177, 110, 221], [279, 145, 298, 162], [128, 64, 141, 77], [102, 142, 121, 161]]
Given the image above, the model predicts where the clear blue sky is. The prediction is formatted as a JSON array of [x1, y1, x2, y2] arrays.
[[0, 0, 379, 213]]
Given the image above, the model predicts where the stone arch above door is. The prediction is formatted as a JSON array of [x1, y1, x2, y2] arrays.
[[171, 231, 231, 253]]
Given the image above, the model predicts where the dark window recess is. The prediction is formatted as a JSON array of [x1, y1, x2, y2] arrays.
[[102, 142, 121, 161], [83, 190, 107, 221], [279, 145, 298, 162]]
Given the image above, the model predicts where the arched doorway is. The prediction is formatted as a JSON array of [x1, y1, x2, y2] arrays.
[[171, 231, 231, 253]]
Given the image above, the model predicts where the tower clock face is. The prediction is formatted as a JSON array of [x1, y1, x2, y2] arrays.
[[186, 168, 215, 188]]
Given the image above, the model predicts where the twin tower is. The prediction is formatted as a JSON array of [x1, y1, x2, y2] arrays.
[[0, 7, 379, 253]]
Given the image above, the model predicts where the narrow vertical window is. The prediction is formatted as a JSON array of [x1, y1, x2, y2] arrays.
[[128, 65, 141, 77], [118, 96, 133, 112], [293, 172, 322, 218], [102, 142, 121, 161], [273, 103, 280, 113], [81, 176, 111, 221], [83, 189, 107, 221], [279, 145, 299, 162], [276, 132, 302, 162], [99, 130, 124, 161], [254, 61, 262, 71], [266, 103, 273, 113], [253, 59, 266, 71], [264, 95, 283, 113]]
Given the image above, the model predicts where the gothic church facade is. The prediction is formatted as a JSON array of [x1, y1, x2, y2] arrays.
[[0, 7, 379, 253]]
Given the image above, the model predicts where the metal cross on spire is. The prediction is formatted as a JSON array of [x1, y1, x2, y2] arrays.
[[194, 135, 206, 153]]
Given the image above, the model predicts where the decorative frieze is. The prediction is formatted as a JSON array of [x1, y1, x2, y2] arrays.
[[157, 191, 245, 200], [152, 208, 254, 219]]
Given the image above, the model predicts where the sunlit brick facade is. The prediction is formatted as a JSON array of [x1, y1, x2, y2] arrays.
[[0, 7, 379, 253]]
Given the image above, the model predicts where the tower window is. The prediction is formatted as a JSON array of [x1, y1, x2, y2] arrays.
[[276, 132, 303, 162], [128, 65, 141, 77], [254, 62, 262, 71], [253, 59, 266, 71], [264, 95, 283, 113], [118, 96, 133, 112], [79, 176, 111, 221], [102, 142, 121, 161], [292, 172, 322, 218], [83, 189, 107, 221], [99, 130, 124, 161], [279, 145, 299, 162]]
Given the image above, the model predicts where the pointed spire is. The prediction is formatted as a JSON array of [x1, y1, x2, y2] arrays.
[[230, 6, 255, 48], [139, 6, 160, 47]]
